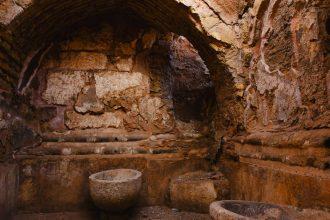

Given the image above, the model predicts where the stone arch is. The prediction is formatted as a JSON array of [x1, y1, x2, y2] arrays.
[[0, 0, 246, 137]]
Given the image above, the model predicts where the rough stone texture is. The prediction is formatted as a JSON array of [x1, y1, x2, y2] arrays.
[[89, 169, 142, 212], [114, 57, 134, 72], [0, 109, 6, 129], [0, 163, 17, 219], [65, 111, 123, 129], [0, 0, 329, 215], [138, 96, 175, 132], [0, 0, 24, 25], [224, 129, 330, 169], [242, 0, 329, 131], [141, 29, 158, 50], [58, 52, 108, 70], [74, 85, 104, 114], [94, 71, 149, 108], [0, 0, 328, 136], [60, 25, 114, 51], [219, 158, 330, 210], [0, 95, 43, 161], [169, 36, 211, 92], [130, 206, 211, 220], [0, 26, 23, 92], [25, 20, 213, 136], [168, 36, 216, 123], [42, 71, 89, 105], [2, 0, 241, 137], [16, 154, 209, 212], [210, 200, 330, 220], [169, 171, 229, 213]]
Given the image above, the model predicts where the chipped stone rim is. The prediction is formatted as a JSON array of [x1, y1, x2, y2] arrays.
[[210, 200, 290, 219], [89, 169, 142, 183]]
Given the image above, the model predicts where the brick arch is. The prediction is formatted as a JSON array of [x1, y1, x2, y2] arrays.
[[0, 0, 245, 136]]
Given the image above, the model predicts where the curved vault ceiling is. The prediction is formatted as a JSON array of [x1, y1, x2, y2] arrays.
[[9, 0, 230, 61]]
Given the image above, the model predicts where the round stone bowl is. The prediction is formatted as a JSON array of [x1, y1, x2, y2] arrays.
[[89, 169, 142, 212], [210, 200, 291, 220], [210, 200, 330, 220]]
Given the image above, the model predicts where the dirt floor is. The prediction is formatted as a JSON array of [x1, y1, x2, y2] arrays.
[[13, 206, 211, 220]]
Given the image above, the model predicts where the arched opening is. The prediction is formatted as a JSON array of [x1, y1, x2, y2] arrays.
[[4, 0, 243, 139], [26, 12, 217, 140], [1, 6, 237, 213]]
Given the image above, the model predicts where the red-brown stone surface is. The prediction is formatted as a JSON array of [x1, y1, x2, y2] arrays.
[[0, 0, 329, 217]]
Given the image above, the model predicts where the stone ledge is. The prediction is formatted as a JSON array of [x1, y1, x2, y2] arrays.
[[16, 154, 210, 212], [15, 139, 210, 158], [229, 143, 330, 170], [41, 129, 152, 142], [230, 129, 330, 148], [224, 129, 330, 170], [220, 158, 330, 210]]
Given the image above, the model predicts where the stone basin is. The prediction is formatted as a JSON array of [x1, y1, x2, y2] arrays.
[[89, 169, 142, 212], [210, 200, 291, 219], [210, 200, 330, 220]]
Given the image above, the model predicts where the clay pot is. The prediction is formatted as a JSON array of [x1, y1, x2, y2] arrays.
[[89, 169, 142, 212]]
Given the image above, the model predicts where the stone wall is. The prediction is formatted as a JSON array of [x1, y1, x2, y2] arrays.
[[0, 163, 18, 219], [28, 18, 215, 137], [16, 154, 210, 212], [1, 0, 327, 135], [240, 0, 329, 131], [0, 0, 329, 213], [220, 157, 330, 210], [0, 25, 23, 93]]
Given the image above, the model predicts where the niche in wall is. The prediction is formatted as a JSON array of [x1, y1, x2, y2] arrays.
[[28, 13, 216, 138]]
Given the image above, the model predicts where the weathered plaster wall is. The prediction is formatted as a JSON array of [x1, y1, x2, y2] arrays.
[[240, 0, 329, 131]]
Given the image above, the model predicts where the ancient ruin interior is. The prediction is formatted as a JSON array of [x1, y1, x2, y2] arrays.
[[0, 0, 329, 219]]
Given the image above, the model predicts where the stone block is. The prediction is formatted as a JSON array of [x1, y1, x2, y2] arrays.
[[74, 85, 104, 114], [65, 111, 123, 129], [94, 71, 149, 108], [42, 71, 89, 105], [59, 52, 107, 70], [138, 96, 174, 132], [169, 171, 230, 213], [0, 0, 23, 25], [114, 57, 134, 72]]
